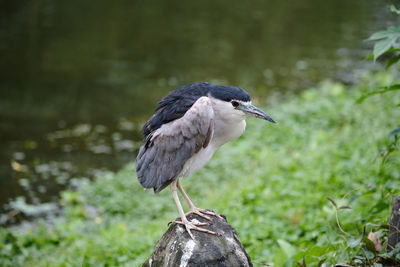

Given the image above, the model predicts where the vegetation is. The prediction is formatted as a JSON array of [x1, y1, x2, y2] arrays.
[[0, 71, 399, 266], [364, 4, 400, 168]]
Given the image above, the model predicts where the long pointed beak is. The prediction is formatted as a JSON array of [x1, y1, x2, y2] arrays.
[[238, 104, 276, 123]]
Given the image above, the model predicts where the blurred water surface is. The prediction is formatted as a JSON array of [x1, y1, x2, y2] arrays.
[[0, 0, 397, 223]]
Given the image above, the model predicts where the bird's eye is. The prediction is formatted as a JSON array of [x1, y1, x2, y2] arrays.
[[231, 101, 239, 108]]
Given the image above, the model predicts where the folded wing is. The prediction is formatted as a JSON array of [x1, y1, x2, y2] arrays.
[[136, 97, 214, 193]]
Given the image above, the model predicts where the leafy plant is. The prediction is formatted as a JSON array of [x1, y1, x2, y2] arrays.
[[363, 4, 400, 166], [322, 7, 400, 266]]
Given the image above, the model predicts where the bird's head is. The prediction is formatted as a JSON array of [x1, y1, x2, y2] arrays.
[[209, 84, 276, 123], [229, 99, 276, 123]]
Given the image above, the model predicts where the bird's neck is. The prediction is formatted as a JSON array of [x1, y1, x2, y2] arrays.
[[212, 119, 246, 148], [210, 98, 247, 147]]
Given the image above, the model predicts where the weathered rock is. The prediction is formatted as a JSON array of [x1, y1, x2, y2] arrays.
[[388, 195, 400, 251], [143, 211, 252, 267]]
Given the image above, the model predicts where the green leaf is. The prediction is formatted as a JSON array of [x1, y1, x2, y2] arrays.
[[362, 236, 377, 253], [368, 30, 389, 41], [368, 26, 400, 61], [364, 249, 375, 260], [364, 223, 382, 228], [385, 54, 400, 69], [390, 5, 400, 15], [368, 26, 400, 41], [283, 258, 295, 267], [387, 126, 400, 138], [384, 48, 400, 53], [357, 84, 400, 103], [317, 258, 327, 267], [387, 84, 400, 91], [382, 244, 400, 259], [373, 36, 397, 61], [347, 236, 362, 248], [364, 53, 374, 60], [277, 239, 296, 258]]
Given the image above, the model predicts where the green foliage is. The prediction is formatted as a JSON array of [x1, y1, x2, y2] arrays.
[[367, 5, 400, 62], [368, 26, 400, 62], [356, 84, 400, 103], [364, 5, 400, 170], [0, 74, 399, 266]]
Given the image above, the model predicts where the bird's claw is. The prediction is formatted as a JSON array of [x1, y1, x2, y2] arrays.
[[172, 219, 216, 239], [186, 209, 212, 221], [196, 208, 224, 221], [186, 208, 224, 221]]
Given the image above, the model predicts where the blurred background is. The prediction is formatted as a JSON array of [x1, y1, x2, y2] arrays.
[[0, 0, 398, 224]]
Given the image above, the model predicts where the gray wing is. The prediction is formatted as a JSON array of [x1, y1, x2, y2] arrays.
[[136, 96, 214, 193]]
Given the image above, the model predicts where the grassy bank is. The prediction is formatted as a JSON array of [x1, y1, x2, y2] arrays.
[[1, 72, 399, 266]]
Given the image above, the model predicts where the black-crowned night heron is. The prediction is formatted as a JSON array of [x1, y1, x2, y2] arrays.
[[136, 82, 275, 239]]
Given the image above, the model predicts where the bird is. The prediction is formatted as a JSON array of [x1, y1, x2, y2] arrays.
[[136, 82, 275, 239]]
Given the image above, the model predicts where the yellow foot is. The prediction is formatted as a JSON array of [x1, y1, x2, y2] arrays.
[[172, 219, 217, 239]]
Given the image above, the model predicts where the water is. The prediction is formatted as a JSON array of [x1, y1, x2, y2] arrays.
[[0, 0, 397, 223]]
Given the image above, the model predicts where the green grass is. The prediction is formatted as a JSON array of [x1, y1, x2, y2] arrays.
[[1, 72, 399, 266]]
